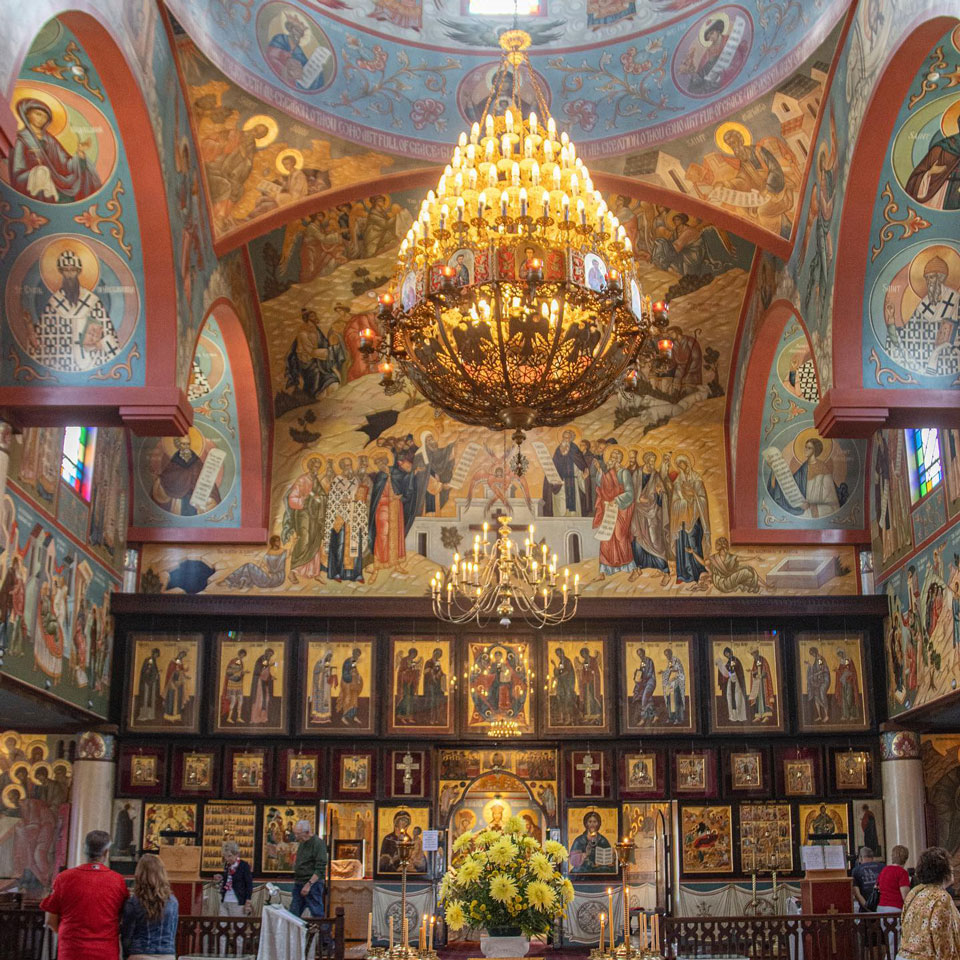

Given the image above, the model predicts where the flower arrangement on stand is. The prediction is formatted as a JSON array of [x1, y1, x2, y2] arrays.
[[439, 815, 573, 956]]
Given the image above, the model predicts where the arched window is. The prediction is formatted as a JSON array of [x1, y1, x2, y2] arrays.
[[566, 531, 581, 565]]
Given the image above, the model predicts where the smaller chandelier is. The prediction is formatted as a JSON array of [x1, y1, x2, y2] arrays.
[[488, 718, 523, 740], [430, 514, 580, 628]]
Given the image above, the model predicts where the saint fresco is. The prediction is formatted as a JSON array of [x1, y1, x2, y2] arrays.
[[142, 802, 197, 853], [386, 637, 453, 734], [796, 633, 869, 731], [302, 637, 375, 734], [4, 81, 114, 203], [869, 242, 960, 380], [709, 635, 783, 733], [5, 235, 138, 376], [622, 635, 696, 734], [544, 639, 609, 734], [213, 633, 288, 733], [126, 635, 202, 733]]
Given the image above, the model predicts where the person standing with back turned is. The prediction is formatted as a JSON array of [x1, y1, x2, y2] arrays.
[[40, 829, 129, 960]]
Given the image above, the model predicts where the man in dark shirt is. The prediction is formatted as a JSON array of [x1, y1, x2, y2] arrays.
[[852, 846, 884, 911], [40, 829, 129, 960], [290, 820, 328, 918]]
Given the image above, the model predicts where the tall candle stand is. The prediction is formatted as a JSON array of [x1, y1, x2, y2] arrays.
[[614, 837, 635, 960], [366, 830, 437, 960]]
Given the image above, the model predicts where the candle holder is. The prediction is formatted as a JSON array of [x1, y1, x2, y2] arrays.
[[615, 838, 635, 960], [383, 830, 418, 960]]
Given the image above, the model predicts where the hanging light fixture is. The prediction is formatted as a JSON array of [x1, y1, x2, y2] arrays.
[[430, 514, 580, 628], [371, 29, 669, 470]]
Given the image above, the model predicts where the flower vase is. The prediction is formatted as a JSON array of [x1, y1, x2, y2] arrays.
[[480, 929, 530, 958]]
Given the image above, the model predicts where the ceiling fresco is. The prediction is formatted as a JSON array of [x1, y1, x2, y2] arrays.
[[164, 0, 848, 162], [861, 25, 960, 390], [591, 23, 841, 241], [139, 181, 858, 599], [177, 36, 423, 246]]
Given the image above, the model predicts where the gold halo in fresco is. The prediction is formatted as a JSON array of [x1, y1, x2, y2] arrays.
[[21, 738, 50, 761], [243, 114, 279, 148], [908, 244, 960, 299], [2, 783, 25, 808], [301, 454, 325, 474], [38, 236, 100, 294], [482, 796, 512, 825], [275, 148, 304, 174], [1, 730, 21, 749], [13, 86, 68, 136], [942, 98, 960, 137], [9, 760, 30, 783], [793, 426, 832, 463], [699, 11, 730, 44], [714, 120, 751, 154], [161, 426, 205, 459], [29, 761, 53, 784], [51, 759, 71, 778]]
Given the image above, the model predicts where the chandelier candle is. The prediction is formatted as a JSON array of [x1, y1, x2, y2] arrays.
[[374, 29, 668, 462]]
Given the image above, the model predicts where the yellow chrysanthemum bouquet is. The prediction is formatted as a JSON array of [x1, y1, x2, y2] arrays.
[[440, 816, 573, 938]]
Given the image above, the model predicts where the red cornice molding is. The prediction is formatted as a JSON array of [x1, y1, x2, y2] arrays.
[[815, 387, 960, 437]]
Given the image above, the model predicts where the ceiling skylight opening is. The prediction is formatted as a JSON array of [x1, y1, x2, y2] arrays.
[[468, 0, 542, 15]]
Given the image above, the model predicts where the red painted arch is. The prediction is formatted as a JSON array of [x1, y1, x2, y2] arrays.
[[127, 298, 269, 544], [730, 298, 869, 545], [816, 9, 960, 437], [0, 9, 190, 436]]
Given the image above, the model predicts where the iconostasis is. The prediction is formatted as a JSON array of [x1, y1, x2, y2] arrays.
[[110, 617, 884, 886]]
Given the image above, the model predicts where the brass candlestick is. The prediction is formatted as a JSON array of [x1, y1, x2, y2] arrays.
[[614, 837, 635, 960], [388, 830, 416, 960]]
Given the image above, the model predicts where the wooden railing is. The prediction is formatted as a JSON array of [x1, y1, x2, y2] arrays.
[[662, 913, 900, 960], [0, 908, 51, 960], [0, 906, 345, 960]]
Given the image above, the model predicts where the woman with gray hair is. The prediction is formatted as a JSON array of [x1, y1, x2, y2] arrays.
[[216, 841, 253, 916]]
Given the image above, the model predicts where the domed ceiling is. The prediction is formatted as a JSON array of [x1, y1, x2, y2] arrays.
[[167, 0, 847, 163]]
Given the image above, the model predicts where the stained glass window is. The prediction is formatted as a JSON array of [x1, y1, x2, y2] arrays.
[[61, 426, 97, 502], [468, 0, 542, 14], [906, 428, 942, 503]]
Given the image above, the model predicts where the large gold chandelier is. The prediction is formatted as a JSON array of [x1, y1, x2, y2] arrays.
[[374, 29, 668, 462]]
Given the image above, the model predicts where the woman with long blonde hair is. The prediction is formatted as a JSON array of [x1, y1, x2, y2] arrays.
[[121, 854, 179, 960]]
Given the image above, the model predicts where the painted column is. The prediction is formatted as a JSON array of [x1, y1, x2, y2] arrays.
[[68, 732, 116, 867], [0, 420, 13, 505], [880, 731, 925, 868]]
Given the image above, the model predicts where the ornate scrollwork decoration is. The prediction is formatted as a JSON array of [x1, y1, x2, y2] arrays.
[[868, 348, 918, 386], [89, 342, 140, 381], [7, 346, 58, 383], [0, 202, 49, 260], [908, 46, 948, 110], [870, 183, 931, 262], [74, 181, 132, 259]]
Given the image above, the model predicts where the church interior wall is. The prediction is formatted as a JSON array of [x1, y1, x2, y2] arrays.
[[1, 0, 960, 933]]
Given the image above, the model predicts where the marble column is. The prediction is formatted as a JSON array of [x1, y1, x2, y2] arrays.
[[880, 731, 925, 868], [68, 732, 117, 867]]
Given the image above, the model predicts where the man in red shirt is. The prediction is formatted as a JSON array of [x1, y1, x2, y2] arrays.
[[40, 829, 129, 960]]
